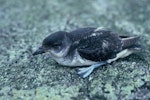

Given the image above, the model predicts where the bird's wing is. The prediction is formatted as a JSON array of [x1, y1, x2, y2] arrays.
[[67, 27, 96, 55], [77, 30, 123, 61]]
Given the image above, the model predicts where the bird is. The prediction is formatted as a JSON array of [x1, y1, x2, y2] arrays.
[[33, 27, 141, 78]]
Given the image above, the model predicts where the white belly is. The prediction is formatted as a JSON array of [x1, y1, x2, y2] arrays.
[[52, 50, 98, 67]]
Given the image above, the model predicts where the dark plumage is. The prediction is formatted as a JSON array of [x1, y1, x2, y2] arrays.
[[33, 27, 141, 78]]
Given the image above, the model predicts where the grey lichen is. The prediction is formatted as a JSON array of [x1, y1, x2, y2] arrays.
[[0, 0, 150, 100]]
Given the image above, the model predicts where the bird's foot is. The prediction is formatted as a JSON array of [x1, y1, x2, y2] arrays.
[[77, 62, 107, 78]]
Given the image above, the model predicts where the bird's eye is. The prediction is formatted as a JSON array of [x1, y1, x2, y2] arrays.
[[52, 43, 61, 49], [53, 45, 59, 48], [53, 43, 61, 47]]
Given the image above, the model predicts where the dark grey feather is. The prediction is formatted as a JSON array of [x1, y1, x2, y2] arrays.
[[121, 36, 140, 49], [76, 30, 122, 61]]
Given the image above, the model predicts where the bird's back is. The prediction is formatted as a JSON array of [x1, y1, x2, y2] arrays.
[[67, 27, 96, 42]]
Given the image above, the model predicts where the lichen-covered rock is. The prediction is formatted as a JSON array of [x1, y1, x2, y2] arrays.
[[0, 0, 150, 100]]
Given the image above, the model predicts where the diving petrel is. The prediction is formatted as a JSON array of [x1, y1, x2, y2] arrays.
[[33, 27, 141, 78]]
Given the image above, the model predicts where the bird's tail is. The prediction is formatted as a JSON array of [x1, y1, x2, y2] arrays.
[[121, 36, 140, 49]]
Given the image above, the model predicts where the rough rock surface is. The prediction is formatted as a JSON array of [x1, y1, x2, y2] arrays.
[[0, 0, 150, 100]]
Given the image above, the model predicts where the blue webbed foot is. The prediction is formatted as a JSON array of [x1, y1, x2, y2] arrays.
[[77, 62, 107, 78]]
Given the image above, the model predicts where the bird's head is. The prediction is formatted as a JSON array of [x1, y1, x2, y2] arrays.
[[33, 31, 71, 57]]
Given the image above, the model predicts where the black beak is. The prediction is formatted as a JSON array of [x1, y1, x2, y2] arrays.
[[33, 47, 45, 56]]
